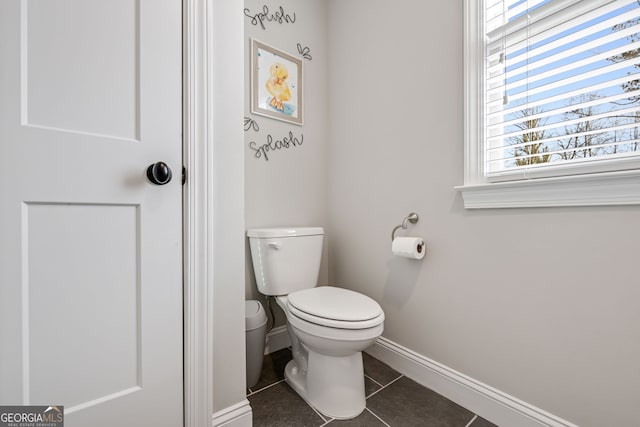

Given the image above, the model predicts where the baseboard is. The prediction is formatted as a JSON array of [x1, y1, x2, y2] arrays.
[[211, 400, 252, 427], [264, 325, 290, 354], [366, 337, 578, 427]]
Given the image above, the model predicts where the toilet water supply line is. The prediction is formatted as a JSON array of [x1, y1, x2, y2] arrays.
[[265, 296, 276, 332]]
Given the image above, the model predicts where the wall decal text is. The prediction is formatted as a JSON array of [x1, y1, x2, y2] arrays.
[[297, 43, 312, 61], [249, 131, 304, 161], [244, 6, 296, 30], [244, 117, 260, 132]]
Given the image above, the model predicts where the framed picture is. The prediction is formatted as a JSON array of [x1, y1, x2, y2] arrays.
[[251, 39, 303, 126]]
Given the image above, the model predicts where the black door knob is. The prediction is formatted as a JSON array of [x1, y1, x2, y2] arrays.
[[146, 162, 173, 185]]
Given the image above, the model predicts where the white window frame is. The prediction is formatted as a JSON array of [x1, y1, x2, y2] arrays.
[[457, 0, 640, 209]]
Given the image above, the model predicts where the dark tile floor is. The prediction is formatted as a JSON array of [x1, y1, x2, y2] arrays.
[[247, 348, 498, 427]]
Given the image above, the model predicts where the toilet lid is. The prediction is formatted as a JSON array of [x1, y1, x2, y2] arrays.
[[287, 286, 383, 325]]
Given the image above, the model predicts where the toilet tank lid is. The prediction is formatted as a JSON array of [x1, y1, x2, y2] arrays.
[[247, 227, 324, 238]]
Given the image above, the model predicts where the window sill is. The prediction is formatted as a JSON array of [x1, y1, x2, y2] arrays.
[[455, 170, 640, 209]]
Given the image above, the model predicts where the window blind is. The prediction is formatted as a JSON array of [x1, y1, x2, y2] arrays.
[[484, 0, 640, 177]]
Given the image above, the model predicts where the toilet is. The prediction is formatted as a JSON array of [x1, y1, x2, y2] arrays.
[[247, 227, 385, 420]]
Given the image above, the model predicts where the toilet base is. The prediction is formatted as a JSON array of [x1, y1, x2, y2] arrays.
[[284, 352, 366, 420]]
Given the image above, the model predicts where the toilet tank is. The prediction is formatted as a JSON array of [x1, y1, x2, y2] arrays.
[[247, 227, 324, 296]]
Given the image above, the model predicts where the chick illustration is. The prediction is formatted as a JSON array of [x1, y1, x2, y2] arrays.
[[265, 62, 291, 112]]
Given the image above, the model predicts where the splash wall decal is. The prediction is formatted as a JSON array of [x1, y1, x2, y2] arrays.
[[249, 131, 304, 161], [244, 117, 260, 132], [297, 43, 312, 61], [244, 5, 296, 30]]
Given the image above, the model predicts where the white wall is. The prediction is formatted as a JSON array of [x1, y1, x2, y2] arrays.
[[244, 0, 330, 309], [326, 1, 640, 427]]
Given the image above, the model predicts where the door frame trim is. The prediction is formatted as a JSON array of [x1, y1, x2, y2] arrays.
[[183, 1, 246, 426], [183, 0, 213, 425]]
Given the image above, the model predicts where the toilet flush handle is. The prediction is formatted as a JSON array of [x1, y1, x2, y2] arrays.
[[267, 241, 281, 250]]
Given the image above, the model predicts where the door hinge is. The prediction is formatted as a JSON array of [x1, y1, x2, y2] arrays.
[[182, 166, 186, 185]]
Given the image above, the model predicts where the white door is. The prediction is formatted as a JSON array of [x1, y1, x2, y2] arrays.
[[0, 1, 183, 426]]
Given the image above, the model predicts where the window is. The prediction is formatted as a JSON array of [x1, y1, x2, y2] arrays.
[[459, 0, 640, 208]]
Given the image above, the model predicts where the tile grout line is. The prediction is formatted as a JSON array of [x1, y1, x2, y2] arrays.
[[366, 407, 391, 427], [248, 373, 329, 425], [309, 405, 329, 424], [246, 378, 286, 397], [365, 374, 404, 400], [364, 374, 385, 388], [465, 414, 478, 427], [252, 353, 488, 426]]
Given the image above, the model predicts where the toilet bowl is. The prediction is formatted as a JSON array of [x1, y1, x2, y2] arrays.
[[279, 287, 384, 419], [247, 227, 385, 419]]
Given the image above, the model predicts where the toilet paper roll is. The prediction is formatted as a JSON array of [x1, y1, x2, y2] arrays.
[[392, 237, 425, 260]]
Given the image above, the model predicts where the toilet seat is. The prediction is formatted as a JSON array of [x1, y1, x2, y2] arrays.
[[287, 286, 385, 330]]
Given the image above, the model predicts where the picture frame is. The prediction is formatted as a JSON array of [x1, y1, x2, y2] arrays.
[[251, 39, 303, 126]]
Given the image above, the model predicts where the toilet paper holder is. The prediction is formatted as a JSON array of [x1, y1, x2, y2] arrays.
[[391, 212, 419, 241]]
